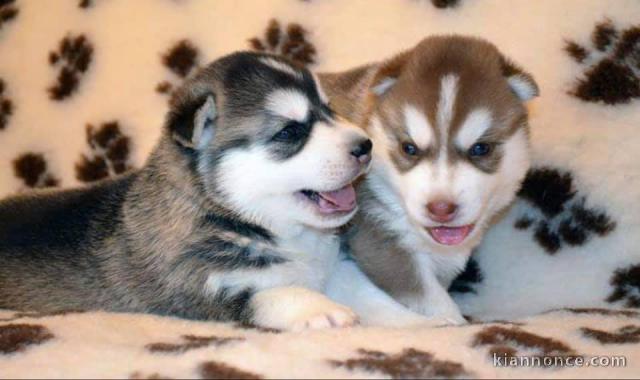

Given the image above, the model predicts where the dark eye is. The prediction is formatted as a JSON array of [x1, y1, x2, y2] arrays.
[[468, 142, 492, 157], [402, 142, 419, 156], [273, 121, 306, 142]]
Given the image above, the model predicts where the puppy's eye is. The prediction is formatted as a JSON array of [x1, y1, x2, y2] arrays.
[[468, 142, 492, 157], [273, 121, 305, 142], [401, 142, 419, 156]]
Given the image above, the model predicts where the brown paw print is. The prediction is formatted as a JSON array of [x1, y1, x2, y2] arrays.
[[565, 18, 640, 105], [156, 39, 200, 98], [48, 34, 94, 101], [75, 121, 133, 182], [78, 0, 94, 9], [607, 264, 640, 308], [199, 361, 263, 380], [473, 326, 578, 368], [249, 19, 317, 67], [0, 0, 18, 31], [514, 167, 615, 254], [0, 324, 54, 355], [13, 153, 59, 189], [431, 0, 461, 9], [331, 348, 470, 379], [581, 325, 640, 344], [0, 78, 13, 130], [146, 334, 243, 354]]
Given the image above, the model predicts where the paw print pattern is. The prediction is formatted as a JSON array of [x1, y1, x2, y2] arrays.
[[0, 0, 18, 31], [581, 325, 640, 344], [449, 256, 483, 295], [156, 39, 200, 97], [75, 121, 133, 182], [607, 264, 640, 308], [565, 19, 640, 105], [249, 19, 317, 67], [12, 153, 59, 189], [514, 167, 616, 254], [48, 34, 94, 101], [473, 326, 578, 367], [431, 0, 461, 9], [331, 348, 470, 379], [0, 78, 14, 130]]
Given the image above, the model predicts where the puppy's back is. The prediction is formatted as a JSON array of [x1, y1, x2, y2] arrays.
[[0, 173, 137, 311]]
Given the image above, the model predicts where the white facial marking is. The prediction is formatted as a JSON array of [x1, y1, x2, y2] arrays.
[[404, 104, 433, 150], [265, 89, 309, 122], [371, 77, 397, 96], [455, 108, 493, 149], [259, 57, 302, 79], [436, 74, 459, 157]]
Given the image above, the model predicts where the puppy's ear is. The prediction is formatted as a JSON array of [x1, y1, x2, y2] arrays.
[[317, 50, 411, 123], [369, 50, 411, 97], [500, 57, 539, 101], [318, 63, 377, 123], [167, 93, 217, 150]]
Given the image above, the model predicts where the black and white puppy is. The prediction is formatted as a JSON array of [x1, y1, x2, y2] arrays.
[[0, 52, 374, 331]]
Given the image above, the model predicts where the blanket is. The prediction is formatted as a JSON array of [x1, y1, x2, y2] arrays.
[[1, 0, 639, 378]]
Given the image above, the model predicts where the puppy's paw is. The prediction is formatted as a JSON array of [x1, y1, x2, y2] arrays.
[[290, 302, 358, 332], [252, 286, 358, 332]]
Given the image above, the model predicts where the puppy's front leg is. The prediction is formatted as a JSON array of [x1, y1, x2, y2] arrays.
[[251, 286, 358, 332], [416, 268, 467, 326], [326, 259, 435, 327]]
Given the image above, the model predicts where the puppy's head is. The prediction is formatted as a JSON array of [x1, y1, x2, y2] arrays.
[[322, 36, 538, 251], [166, 52, 371, 232]]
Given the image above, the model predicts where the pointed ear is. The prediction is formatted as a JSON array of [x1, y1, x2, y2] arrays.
[[369, 50, 411, 97], [167, 93, 217, 150], [318, 63, 378, 123], [500, 57, 539, 101]]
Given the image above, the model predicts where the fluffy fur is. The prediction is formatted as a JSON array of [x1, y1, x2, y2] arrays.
[[321, 36, 539, 324], [0, 52, 374, 331]]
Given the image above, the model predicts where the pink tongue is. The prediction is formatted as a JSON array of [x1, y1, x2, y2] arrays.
[[428, 225, 472, 246], [316, 185, 357, 214]]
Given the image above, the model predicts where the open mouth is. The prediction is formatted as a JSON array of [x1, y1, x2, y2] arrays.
[[298, 184, 357, 215], [426, 224, 474, 246]]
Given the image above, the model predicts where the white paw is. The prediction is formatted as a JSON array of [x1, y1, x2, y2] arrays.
[[252, 286, 359, 332], [290, 302, 358, 332]]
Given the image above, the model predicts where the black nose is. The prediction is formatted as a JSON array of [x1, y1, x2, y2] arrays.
[[351, 139, 373, 161]]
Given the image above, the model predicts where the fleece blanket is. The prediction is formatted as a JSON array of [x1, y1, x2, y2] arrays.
[[1, 0, 640, 378]]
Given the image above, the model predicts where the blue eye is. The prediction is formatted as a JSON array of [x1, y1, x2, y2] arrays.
[[273, 121, 308, 142], [402, 142, 419, 156], [469, 142, 492, 157]]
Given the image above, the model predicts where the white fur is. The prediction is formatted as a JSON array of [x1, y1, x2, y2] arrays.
[[436, 74, 459, 157], [326, 259, 442, 327], [250, 286, 358, 331], [264, 89, 310, 122], [404, 104, 433, 150], [455, 108, 493, 149], [193, 95, 217, 149], [507, 76, 538, 101], [216, 118, 367, 235], [371, 77, 397, 96], [259, 57, 303, 79]]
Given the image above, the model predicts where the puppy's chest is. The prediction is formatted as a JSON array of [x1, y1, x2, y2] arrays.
[[276, 232, 341, 287]]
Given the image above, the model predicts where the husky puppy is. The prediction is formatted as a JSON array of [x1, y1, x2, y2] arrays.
[[321, 36, 539, 324], [0, 52, 374, 331]]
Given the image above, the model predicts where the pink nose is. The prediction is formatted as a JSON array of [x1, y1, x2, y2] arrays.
[[426, 200, 458, 223]]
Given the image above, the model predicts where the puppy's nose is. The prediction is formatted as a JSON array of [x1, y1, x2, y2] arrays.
[[426, 200, 458, 223], [351, 139, 373, 164]]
